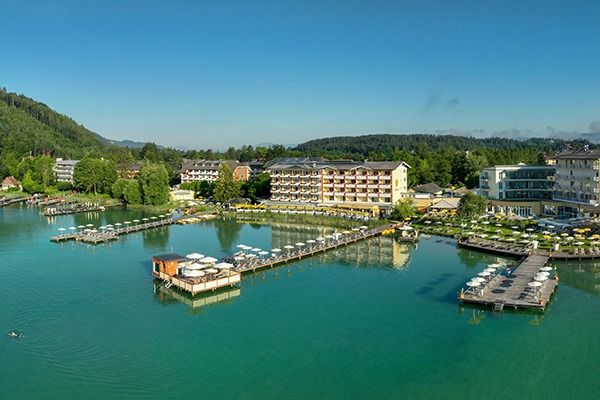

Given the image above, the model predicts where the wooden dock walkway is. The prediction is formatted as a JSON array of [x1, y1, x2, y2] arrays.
[[42, 202, 108, 216], [0, 196, 29, 208], [227, 224, 399, 274], [51, 218, 174, 244], [459, 254, 558, 310], [458, 237, 600, 261]]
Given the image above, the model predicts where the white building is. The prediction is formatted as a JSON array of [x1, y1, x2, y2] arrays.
[[553, 150, 600, 206], [180, 160, 245, 183], [479, 164, 555, 201], [54, 159, 79, 183], [266, 158, 409, 208]]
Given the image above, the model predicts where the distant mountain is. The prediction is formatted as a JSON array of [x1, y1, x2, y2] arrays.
[[102, 138, 164, 149]]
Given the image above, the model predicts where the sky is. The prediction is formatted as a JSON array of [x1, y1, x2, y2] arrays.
[[2, 0, 600, 149]]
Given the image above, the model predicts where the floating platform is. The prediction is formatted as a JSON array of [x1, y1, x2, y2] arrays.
[[459, 254, 558, 311], [152, 254, 241, 296]]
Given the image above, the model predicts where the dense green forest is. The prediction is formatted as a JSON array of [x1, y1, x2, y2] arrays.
[[1, 88, 595, 191]]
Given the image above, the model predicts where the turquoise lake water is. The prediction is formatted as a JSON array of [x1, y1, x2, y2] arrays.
[[1, 206, 600, 399]]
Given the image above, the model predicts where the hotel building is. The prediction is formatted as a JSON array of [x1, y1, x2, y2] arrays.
[[180, 160, 250, 183], [54, 158, 79, 183], [266, 158, 409, 207], [552, 150, 600, 216], [479, 164, 555, 201]]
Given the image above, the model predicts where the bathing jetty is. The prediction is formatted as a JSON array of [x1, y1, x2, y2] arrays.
[[43, 202, 107, 216], [458, 237, 600, 260], [228, 224, 399, 274], [51, 216, 174, 244], [0, 196, 29, 208], [27, 195, 64, 206], [459, 254, 558, 310]]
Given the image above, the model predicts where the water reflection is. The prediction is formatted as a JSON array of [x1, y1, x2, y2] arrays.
[[154, 284, 241, 312], [213, 218, 243, 251], [556, 261, 600, 298]]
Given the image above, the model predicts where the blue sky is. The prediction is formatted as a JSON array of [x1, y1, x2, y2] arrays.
[[2, 0, 600, 149]]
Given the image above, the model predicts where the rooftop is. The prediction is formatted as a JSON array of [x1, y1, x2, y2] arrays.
[[554, 150, 600, 160], [153, 253, 187, 262]]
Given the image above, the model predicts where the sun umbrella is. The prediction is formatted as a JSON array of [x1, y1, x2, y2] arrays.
[[251, 247, 261, 252], [505, 238, 516, 242], [151, 216, 157, 220], [234, 256, 246, 261], [187, 263, 206, 270], [472, 277, 486, 283], [534, 275, 548, 282], [133, 219, 140, 223], [306, 239, 316, 244], [271, 248, 282, 253], [215, 262, 233, 269], [295, 242, 305, 247], [69, 226, 77, 230], [528, 281, 543, 287], [158, 214, 165, 218], [114, 222, 122, 226], [284, 245, 295, 251], [495, 223, 502, 227], [86, 224, 94, 227], [124, 221, 131, 224], [478, 271, 491, 277], [466, 281, 481, 287], [526, 228, 534, 232], [540, 266, 553, 272], [483, 268, 496, 273], [424, 220, 432, 224], [205, 268, 218, 274], [58, 227, 66, 231], [246, 254, 257, 258], [490, 235, 500, 239], [186, 253, 204, 260], [316, 237, 325, 242], [202, 256, 218, 263], [184, 269, 205, 277], [236, 244, 247, 249]]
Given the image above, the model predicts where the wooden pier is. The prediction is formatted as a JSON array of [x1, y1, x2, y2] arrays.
[[228, 224, 399, 274], [42, 202, 108, 216], [458, 237, 600, 261], [50, 217, 174, 244], [0, 196, 29, 208], [459, 254, 558, 310]]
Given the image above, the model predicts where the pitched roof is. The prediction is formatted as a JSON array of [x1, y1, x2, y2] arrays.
[[2, 176, 20, 186], [413, 182, 443, 194], [430, 198, 460, 209]]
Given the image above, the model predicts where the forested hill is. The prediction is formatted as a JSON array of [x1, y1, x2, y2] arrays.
[[0, 88, 107, 159], [294, 134, 594, 187], [295, 134, 587, 162]]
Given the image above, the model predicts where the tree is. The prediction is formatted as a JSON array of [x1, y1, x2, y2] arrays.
[[240, 172, 271, 202], [213, 164, 240, 203], [123, 180, 142, 204], [138, 162, 170, 205], [457, 192, 488, 218], [73, 158, 117, 194], [390, 198, 417, 220], [140, 143, 160, 162], [21, 171, 44, 194]]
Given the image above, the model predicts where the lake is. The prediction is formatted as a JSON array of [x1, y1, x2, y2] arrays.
[[1, 206, 600, 399]]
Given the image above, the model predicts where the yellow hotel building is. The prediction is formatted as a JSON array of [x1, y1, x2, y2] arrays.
[[266, 158, 409, 208]]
